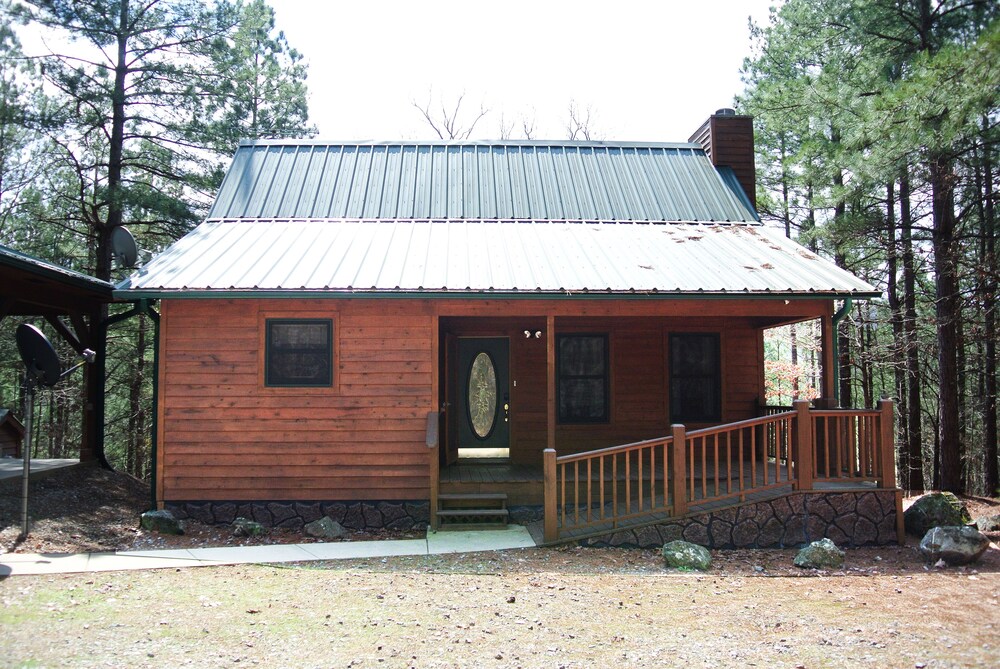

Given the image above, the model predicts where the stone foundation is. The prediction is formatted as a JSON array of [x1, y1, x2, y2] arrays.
[[165, 500, 430, 531], [578, 490, 900, 549]]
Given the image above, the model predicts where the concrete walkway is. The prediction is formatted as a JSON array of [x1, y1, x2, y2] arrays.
[[0, 458, 80, 481], [0, 525, 537, 576]]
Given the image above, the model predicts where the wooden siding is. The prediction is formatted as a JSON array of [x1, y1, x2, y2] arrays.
[[158, 299, 436, 503], [158, 297, 829, 503]]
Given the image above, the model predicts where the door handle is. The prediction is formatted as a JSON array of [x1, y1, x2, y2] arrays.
[[503, 393, 510, 423]]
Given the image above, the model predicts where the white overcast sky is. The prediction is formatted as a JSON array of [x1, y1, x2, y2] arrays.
[[268, 0, 779, 142]]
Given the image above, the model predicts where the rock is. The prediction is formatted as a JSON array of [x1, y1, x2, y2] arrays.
[[140, 509, 183, 535], [973, 514, 1000, 532], [661, 540, 712, 571], [232, 517, 267, 537], [919, 526, 990, 566], [304, 516, 346, 539], [904, 492, 972, 537], [794, 538, 845, 569]]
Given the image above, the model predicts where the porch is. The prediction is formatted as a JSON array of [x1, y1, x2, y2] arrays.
[[427, 400, 901, 545]]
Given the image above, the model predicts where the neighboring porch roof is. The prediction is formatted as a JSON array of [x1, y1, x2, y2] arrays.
[[0, 244, 114, 316], [116, 219, 878, 299]]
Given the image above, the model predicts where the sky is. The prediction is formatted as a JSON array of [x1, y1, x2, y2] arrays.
[[267, 0, 779, 142]]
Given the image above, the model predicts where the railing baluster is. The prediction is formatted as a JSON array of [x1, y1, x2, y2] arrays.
[[738, 428, 745, 494], [624, 449, 632, 515], [599, 455, 606, 521], [586, 458, 592, 523], [573, 461, 580, 525], [638, 446, 645, 512], [612, 452, 618, 525]]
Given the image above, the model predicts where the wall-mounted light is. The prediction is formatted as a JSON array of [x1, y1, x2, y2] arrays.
[[534, 330, 542, 339], [524, 330, 532, 338], [524, 330, 543, 339]]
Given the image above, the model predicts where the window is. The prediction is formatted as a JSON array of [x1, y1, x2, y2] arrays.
[[265, 319, 332, 387], [669, 333, 721, 423], [558, 334, 609, 423]]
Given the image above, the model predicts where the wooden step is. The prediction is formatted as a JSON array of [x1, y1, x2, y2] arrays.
[[435, 492, 509, 529]]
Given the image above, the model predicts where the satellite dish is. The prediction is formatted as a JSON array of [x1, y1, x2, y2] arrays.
[[15, 323, 61, 387], [111, 226, 139, 268]]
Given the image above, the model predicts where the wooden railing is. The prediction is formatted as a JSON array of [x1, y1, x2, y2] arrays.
[[546, 435, 675, 537], [543, 399, 895, 542]]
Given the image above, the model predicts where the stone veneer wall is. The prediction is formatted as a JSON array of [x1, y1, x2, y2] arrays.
[[577, 490, 900, 548], [165, 500, 430, 531]]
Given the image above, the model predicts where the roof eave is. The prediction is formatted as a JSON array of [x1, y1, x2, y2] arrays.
[[114, 288, 883, 301]]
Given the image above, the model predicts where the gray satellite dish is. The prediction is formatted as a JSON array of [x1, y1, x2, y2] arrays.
[[15, 323, 61, 387], [111, 226, 139, 268]]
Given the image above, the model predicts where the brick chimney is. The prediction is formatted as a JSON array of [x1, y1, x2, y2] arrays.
[[689, 109, 756, 209]]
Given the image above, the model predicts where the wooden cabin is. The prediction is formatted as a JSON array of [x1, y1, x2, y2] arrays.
[[0, 409, 25, 458], [117, 112, 900, 544]]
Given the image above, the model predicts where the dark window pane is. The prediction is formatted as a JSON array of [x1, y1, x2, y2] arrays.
[[558, 336, 605, 376], [670, 333, 720, 423], [557, 334, 608, 423], [266, 319, 332, 387]]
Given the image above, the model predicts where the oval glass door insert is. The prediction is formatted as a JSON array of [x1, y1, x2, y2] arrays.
[[468, 351, 497, 439]]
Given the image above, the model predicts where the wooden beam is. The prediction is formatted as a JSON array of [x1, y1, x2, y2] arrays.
[[45, 315, 85, 355], [820, 312, 836, 402], [546, 314, 555, 452]]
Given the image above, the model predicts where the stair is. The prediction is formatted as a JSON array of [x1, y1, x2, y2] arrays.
[[435, 492, 509, 529]]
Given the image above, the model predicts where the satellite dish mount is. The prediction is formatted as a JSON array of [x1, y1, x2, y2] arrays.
[[14, 323, 95, 539]]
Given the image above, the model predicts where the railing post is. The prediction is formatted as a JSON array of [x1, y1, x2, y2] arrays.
[[671, 424, 687, 517], [426, 411, 440, 531], [794, 400, 813, 491], [878, 399, 896, 488], [543, 448, 558, 543]]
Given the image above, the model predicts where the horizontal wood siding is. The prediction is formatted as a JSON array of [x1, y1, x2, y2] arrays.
[[158, 296, 827, 503], [159, 299, 435, 502]]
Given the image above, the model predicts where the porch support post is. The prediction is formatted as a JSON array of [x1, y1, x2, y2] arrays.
[[546, 315, 555, 452], [544, 448, 557, 543], [793, 399, 813, 491], [426, 411, 441, 531], [878, 398, 896, 488], [820, 311, 837, 404], [544, 314, 558, 543], [671, 424, 687, 517]]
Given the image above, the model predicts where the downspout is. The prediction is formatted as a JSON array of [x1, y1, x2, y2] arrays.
[[832, 298, 853, 406]]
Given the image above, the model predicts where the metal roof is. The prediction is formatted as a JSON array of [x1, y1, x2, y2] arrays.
[[0, 244, 113, 293], [117, 219, 878, 298], [208, 140, 758, 223]]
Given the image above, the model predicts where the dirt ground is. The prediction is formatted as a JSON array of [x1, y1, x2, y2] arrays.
[[1, 464, 999, 668]]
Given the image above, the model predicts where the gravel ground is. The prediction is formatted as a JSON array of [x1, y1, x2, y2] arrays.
[[1, 464, 999, 668]]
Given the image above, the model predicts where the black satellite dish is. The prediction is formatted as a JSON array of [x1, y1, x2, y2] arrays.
[[15, 323, 61, 387], [111, 225, 139, 268]]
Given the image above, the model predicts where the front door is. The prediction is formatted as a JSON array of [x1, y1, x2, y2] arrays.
[[454, 337, 510, 457]]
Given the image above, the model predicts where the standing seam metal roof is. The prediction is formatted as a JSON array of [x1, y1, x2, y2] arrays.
[[209, 141, 759, 223]]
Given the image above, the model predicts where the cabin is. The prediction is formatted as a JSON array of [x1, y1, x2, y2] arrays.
[[117, 112, 903, 546], [0, 409, 25, 458]]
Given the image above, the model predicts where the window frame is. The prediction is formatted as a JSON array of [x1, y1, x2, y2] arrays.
[[668, 331, 722, 424], [264, 317, 334, 388], [556, 333, 610, 424]]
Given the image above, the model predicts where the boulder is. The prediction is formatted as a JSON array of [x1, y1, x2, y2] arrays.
[[232, 517, 267, 537], [140, 509, 184, 535], [793, 538, 844, 569], [304, 516, 346, 539], [919, 526, 990, 566], [904, 492, 972, 537], [661, 540, 712, 571], [973, 514, 1000, 532]]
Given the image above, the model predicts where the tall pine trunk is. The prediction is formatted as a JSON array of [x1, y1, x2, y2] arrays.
[[900, 172, 924, 492], [931, 155, 963, 493]]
